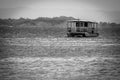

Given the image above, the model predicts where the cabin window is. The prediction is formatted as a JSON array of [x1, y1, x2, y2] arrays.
[[76, 22, 80, 27], [81, 22, 83, 27], [84, 22, 88, 27]]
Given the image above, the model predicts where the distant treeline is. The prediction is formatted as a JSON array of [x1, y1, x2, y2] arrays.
[[0, 16, 120, 27], [0, 16, 74, 27]]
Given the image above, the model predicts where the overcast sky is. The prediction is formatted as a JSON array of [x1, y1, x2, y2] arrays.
[[0, 0, 120, 23]]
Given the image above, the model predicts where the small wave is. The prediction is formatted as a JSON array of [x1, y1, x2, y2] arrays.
[[0, 56, 114, 63]]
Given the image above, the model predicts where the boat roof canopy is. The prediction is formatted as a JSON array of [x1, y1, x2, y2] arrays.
[[67, 20, 97, 23]]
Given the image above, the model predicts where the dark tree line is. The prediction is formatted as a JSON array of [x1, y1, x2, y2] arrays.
[[0, 16, 120, 27], [0, 16, 75, 27]]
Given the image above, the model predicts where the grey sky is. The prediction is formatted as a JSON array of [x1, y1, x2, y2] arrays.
[[0, 0, 120, 23]]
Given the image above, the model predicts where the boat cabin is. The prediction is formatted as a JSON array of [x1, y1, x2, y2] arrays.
[[67, 20, 99, 37]]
